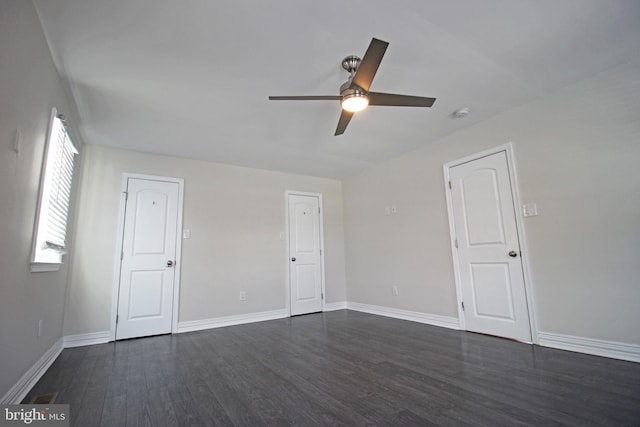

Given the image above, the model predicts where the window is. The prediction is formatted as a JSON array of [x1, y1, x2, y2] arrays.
[[31, 108, 78, 272]]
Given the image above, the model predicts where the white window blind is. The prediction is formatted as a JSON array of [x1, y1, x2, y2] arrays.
[[32, 109, 78, 269]]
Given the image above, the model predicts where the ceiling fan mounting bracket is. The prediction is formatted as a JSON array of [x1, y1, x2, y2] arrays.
[[341, 55, 362, 74]]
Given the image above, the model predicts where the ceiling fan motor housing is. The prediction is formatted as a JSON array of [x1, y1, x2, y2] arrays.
[[340, 80, 365, 95], [340, 86, 365, 98]]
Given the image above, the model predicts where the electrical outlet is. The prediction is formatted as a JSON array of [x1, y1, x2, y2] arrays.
[[38, 320, 43, 337], [392, 285, 399, 296], [239, 291, 247, 301], [523, 203, 538, 217]]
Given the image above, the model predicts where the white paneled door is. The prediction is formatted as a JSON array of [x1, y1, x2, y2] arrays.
[[288, 194, 323, 316], [449, 151, 532, 342], [116, 178, 180, 340]]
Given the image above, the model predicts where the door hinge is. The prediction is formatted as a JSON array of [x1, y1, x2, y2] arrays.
[[321, 293, 324, 300], [116, 314, 119, 324], [448, 181, 452, 190], [123, 191, 128, 201], [318, 207, 320, 214], [121, 251, 124, 260], [461, 301, 465, 311], [454, 239, 458, 249]]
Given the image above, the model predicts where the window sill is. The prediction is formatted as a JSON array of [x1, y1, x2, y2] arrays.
[[30, 262, 62, 273]]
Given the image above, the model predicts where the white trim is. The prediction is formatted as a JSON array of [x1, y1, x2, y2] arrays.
[[442, 143, 539, 343], [111, 173, 185, 341], [29, 108, 60, 271], [29, 263, 62, 273], [285, 191, 326, 316], [172, 179, 185, 335], [347, 302, 460, 330], [538, 332, 640, 363], [443, 162, 465, 330], [324, 301, 347, 311], [110, 183, 127, 342], [0, 338, 63, 404], [285, 192, 291, 316], [505, 144, 539, 343], [176, 309, 288, 333], [63, 331, 111, 348]]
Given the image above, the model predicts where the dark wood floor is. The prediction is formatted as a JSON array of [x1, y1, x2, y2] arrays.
[[24, 310, 640, 426]]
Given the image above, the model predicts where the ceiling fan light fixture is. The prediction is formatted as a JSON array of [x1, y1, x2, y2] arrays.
[[341, 92, 369, 112]]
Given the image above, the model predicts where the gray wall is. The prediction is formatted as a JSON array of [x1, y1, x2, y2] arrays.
[[0, 0, 82, 399], [344, 55, 640, 344], [64, 145, 346, 335]]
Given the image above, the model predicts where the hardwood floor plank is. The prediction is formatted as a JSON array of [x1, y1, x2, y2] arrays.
[[205, 335, 369, 426], [218, 333, 359, 426], [100, 394, 126, 427]]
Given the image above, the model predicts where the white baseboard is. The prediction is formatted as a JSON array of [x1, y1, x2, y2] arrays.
[[63, 331, 111, 348], [177, 309, 288, 333], [324, 301, 347, 311], [537, 331, 640, 363], [347, 302, 460, 330], [1, 338, 63, 404]]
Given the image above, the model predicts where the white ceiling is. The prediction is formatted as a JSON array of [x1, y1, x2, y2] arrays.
[[33, 0, 640, 178]]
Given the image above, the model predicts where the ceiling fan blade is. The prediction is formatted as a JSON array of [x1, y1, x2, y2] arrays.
[[368, 92, 436, 107], [335, 110, 354, 136], [269, 95, 341, 101], [351, 38, 389, 92]]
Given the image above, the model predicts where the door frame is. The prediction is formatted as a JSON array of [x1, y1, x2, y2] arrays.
[[285, 190, 326, 317], [109, 173, 185, 341], [443, 143, 539, 343]]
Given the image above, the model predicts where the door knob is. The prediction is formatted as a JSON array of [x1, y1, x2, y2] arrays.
[[508, 251, 518, 258], [291, 257, 296, 262], [167, 260, 174, 267]]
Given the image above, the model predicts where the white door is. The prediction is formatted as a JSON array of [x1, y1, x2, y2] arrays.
[[448, 151, 532, 342], [116, 178, 180, 340], [288, 194, 323, 315]]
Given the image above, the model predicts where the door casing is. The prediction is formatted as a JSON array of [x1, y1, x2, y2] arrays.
[[443, 143, 538, 343], [110, 173, 185, 341], [285, 191, 326, 316]]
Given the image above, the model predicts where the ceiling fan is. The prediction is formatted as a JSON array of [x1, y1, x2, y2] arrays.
[[269, 37, 436, 136]]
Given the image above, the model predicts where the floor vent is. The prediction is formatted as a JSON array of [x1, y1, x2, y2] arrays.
[[30, 392, 58, 404]]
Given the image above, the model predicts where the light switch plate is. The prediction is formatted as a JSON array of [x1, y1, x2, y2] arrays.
[[183, 229, 191, 239]]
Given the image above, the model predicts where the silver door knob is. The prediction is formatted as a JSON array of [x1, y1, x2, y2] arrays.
[[291, 257, 296, 262], [508, 251, 518, 258], [167, 260, 174, 267]]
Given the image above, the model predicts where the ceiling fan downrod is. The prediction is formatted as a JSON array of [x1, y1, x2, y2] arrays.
[[340, 55, 363, 95]]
